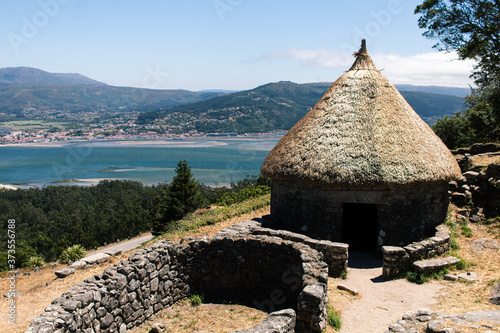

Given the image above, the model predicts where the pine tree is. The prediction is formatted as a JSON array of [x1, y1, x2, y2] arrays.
[[152, 160, 204, 235]]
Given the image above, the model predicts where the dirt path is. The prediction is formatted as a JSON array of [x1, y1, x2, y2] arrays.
[[337, 252, 445, 333], [85, 233, 154, 257]]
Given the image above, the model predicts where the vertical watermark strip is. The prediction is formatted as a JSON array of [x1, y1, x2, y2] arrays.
[[7, 219, 17, 324]]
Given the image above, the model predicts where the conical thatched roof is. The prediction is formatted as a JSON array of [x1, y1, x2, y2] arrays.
[[261, 40, 461, 189]]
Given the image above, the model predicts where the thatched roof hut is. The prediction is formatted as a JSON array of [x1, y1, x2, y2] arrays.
[[262, 40, 461, 189], [261, 40, 461, 250]]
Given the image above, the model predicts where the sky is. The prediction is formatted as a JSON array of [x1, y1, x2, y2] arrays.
[[0, 0, 476, 91]]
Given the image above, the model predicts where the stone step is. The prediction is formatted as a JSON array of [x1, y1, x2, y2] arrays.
[[412, 256, 460, 273]]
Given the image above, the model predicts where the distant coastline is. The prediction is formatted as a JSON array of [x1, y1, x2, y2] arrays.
[[0, 135, 283, 149]]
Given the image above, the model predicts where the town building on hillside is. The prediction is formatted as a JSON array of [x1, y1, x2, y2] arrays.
[[261, 40, 461, 251]]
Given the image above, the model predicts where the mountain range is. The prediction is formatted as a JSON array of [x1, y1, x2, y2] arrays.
[[0, 67, 470, 131]]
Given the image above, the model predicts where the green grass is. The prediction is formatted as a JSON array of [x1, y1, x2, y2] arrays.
[[188, 294, 204, 307], [460, 223, 473, 237], [153, 194, 271, 241], [450, 238, 461, 250], [327, 305, 342, 330], [406, 271, 429, 284]]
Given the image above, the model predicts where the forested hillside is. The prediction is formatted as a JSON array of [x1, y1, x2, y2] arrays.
[[154, 81, 465, 133], [0, 84, 227, 115]]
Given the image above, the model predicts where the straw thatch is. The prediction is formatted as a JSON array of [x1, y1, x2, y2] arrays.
[[261, 40, 461, 189]]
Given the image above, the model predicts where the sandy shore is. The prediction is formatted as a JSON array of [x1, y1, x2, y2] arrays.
[[0, 137, 281, 149], [0, 184, 18, 190], [0, 178, 113, 189]]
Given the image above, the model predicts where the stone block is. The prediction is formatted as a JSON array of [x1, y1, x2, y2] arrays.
[[413, 256, 459, 273], [82, 253, 110, 265], [457, 272, 479, 282], [105, 248, 122, 257], [382, 246, 407, 256], [337, 283, 358, 296], [55, 268, 75, 279], [444, 274, 458, 281], [69, 260, 87, 270]]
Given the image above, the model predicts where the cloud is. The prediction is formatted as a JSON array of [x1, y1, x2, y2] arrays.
[[249, 48, 353, 68], [372, 52, 475, 87], [251, 48, 476, 87]]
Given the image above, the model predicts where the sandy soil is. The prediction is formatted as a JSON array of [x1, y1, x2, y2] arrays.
[[334, 253, 445, 333]]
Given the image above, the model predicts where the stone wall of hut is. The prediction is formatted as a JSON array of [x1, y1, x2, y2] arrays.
[[270, 180, 450, 248]]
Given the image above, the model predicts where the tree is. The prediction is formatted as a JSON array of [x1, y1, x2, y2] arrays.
[[415, 0, 500, 85], [152, 160, 204, 235], [416, 0, 500, 147]]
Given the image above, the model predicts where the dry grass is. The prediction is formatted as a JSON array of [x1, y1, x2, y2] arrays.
[[326, 279, 359, 333], [469, 154, 500, 169], [0, 255, 127, 333], [433, 214, 500, 316], [130, 300, 266, 333]]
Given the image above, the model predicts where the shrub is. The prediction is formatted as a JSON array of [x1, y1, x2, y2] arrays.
[[450, 238, 461, 250], [28, 256, 45, 269], [406, 271, 429, 284], [59, 244, 86, 264], [188, 294, 204, 307], [327, 305, 341, 330]]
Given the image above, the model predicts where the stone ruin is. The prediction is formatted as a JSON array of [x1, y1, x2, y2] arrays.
[[26, 222, 333, 333]]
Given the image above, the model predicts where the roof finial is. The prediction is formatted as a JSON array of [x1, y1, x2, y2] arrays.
[[349, 39, 377, 70], [353, 39, 368, 58], [360, 39, 367, 54]]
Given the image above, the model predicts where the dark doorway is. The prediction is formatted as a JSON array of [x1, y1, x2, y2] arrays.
[[341, 203, 378, 251]]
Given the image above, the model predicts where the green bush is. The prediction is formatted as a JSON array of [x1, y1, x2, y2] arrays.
[[450, 238, 461, 250], [406, 271, 429, 284], [59, 244, 86, 264], [327, 305, 342, 330], [188, 294, 204, 307], [27, 256, 45, 269]]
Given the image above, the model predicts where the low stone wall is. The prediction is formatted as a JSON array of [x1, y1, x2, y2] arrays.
[[382, 225, 451, 279], [251, 227, 348, 277], [27, 235, 329, 333], [217, 219, 349, 277]]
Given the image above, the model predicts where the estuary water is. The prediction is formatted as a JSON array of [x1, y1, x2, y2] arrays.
[[0, 137, 281, 188]]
